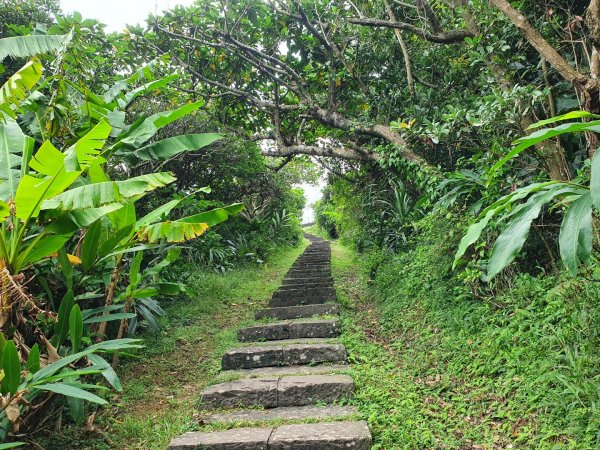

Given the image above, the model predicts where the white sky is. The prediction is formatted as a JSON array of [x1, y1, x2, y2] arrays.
[[60, 0, 324, 223], [60, 0, 196, 32]]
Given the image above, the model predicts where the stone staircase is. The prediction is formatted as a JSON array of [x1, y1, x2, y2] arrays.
[[167, 234, 372, 449]]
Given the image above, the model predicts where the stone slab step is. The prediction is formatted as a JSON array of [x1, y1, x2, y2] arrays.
[[168, 421, 371, 449], [237, 319, 340, 342], [269, 295, 334, 308], [281, 278, 334, 287], [255, 303, 339, 320], [202, 404, 359, 425], [219, 364, 349, 380], [270, 421, 371, 449], [284, 273, 333, 281], [200, 374, 353, 409], [221, 343, 346, 370], [273, 286, 336, 299], [237, 338, 338, 346], [287, 267, 331, 274]]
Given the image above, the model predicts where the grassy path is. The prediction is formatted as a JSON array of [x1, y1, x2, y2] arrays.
[[36, 241, 308, 450]]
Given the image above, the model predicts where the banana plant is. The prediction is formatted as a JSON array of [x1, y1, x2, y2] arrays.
[[454, 111, 600, 280]]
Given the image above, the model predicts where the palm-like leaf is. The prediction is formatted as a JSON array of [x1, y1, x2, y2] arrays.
[[132, 133, 222, 161], [0, 118, 34, 201], [0, 34, 70, 61], [0, 60, 43, 118], [41, 173, 176, 211]]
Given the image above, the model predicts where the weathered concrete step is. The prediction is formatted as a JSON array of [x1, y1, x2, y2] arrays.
[[201, 374, 353, 409], [279, 283, 334, 292], [281, 277, 334, 287], [287, 267, 331, 274], [283, 273, 332, 281], [292, 260, 330, 266], [202, 404, 359, 425], [218, 364, 349, 380], [222, 342, 346, 370], [269, 295, 335, 308], [273, 286, 336, 299], [237, 338, 338, 346], [168, 421, 371, 449], [237, 319, 340, 342], [256, 303, 339, 320]]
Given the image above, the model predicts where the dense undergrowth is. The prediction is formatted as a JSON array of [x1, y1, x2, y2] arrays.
[[32, 241, 307, 450], [316, 216, 600, 449]]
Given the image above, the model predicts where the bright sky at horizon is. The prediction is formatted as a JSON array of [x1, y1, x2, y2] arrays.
[[60, 0, 196, 32]]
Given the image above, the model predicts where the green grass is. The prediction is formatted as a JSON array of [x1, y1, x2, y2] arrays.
[[329, 219, 600, 449], [34, 241, 308, 450]]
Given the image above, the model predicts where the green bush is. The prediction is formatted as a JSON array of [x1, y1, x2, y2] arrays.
[[364, 212, 600, 447]]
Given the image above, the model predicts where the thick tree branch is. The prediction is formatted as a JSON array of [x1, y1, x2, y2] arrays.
[[347, 17, 473, 44], [489, 0, 597, 89], [261, 143, 380, 161], [384, 0, 415, 96]]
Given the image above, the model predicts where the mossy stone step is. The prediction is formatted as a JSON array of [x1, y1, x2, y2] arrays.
[[202, 404, 359, 425], [273, 286, 336, 298], [168, 421, 371, 449], [281, 277, 334, 287], [269, 294, 335, 308], [221, 342, 346, 370], [218, 364, 349, 380], [255, 303, 339, 320], [237, 319, 340, 342], [200, 374, 353, 409]]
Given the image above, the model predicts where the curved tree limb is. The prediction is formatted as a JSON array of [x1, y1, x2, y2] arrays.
[[347, 17, 473, 44]]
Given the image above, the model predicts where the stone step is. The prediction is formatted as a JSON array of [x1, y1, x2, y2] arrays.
[[279, 283, 334, 292], [168, 421, 371, 449], [218, 364, 349, 380], [256, 303, 339, 320], [287, 266, 331, 273], [200, 374, 353, 409], [269, 295, 335, 308], [292, 260, 330, 266], [281, 277, 334, 287], [274, 286, 336, 298], [202, 404, 359, 425], [222, 342, 346, 370], [237, 319, 340, 342], [284, 272, 332, 280]]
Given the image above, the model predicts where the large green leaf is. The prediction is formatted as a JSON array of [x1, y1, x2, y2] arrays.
[[1, 341, 20, 396], [87, 354, 122, 392], [453, 182, 559, 268], [69, 305, 83, 353], [0, 34, 70, 61], [526, 110, 600, 129], [34, 383, 107, 405], [132, 133, 222, 161], [138, 221, 209, 243], [114, 101, 203, 150], [138, 203, 244, 243], [0, 60, 43, 118], [118, 74, 178, 108], [0, 118, 34, 201], [485, 185, 573, 280], [490, 120, 600, 174], [17, 233, 70, 268], [559, 192, 593, 277], [26, 343, 40, 374], [64, 120, 111, 170], [591, 149, 600, 212], [51, 290, 75, 350], [41, 173, 176, 211], [15, 141, 81, 220], [177, 203, 245, 226]]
